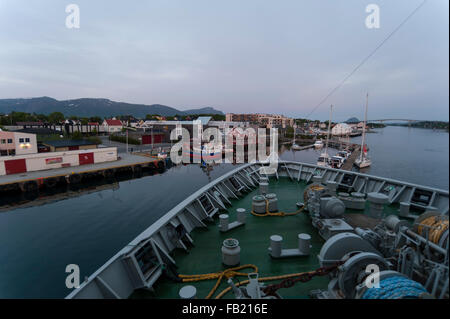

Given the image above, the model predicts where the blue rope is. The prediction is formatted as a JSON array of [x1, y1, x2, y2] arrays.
[[362, 276, 427, 299]]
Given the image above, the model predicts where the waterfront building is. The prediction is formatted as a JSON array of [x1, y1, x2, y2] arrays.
[[42, 140, 98, 152], [102, 119, 124, 133], [331, 123, 353, 136], [0, 146, 117, 176], [140, 116, 250, 143], [225, 113, 294, 128], [0, 131, 37, 156]]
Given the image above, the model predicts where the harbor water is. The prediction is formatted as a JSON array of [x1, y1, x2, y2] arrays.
[[0, 126, 448, 298]]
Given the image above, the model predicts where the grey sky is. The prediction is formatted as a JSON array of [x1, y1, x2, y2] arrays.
[[0, 0, 448, 121]]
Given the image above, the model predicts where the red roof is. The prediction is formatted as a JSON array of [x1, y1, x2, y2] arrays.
[[88, 122, 99, 125], [104, 119, 123, 126]]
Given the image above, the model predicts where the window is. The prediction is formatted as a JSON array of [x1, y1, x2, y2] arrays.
[[1, 139, 5, 144], [19, 138, 24, 143], [7, 139, 13, 144], [25, 138, 30, 143]]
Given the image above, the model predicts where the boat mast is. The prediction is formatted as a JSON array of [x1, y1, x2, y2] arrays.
[[325, 104, 332, 156], [360, 93, 368, 162]]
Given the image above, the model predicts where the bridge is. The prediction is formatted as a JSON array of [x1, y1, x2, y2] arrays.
[[367, 119, 421, 124]]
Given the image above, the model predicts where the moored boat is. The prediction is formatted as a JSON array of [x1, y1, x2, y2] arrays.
[[355, 93, 371, 168], [314, 140, 324, 149]]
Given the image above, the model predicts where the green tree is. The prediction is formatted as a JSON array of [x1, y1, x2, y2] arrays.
[[89, 116, 102, 123], [36, 113, 49, 122], [48, 112, 65, 124]]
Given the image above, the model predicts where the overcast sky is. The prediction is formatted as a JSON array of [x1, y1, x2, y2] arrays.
[[0, 0, 448, 121]]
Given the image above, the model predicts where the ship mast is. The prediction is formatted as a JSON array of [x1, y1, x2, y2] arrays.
[[325, 104, 333, 157], [360, 93, 368, 162]]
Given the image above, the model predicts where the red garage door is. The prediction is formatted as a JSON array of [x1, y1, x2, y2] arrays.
[[142, 135, 151, 145], [153, 134, 163, 144], [142, 135, 163, 144], [5, 159, 27, 175], [79, 153, 94, 165]]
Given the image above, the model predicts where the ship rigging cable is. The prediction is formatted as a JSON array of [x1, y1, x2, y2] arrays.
[[305, 0, 428, 119]]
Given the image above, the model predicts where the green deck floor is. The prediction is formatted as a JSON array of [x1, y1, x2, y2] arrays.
[[131, 178, 405, 299]]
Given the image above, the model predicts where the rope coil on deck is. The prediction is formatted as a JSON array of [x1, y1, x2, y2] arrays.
[[303, 184, 325, 204], [417, 216, 449, 244], [250, 199, 305, 217], [362, 276, 428, 299], [178, 264, 258, 299], [178, 261, 342, 299]]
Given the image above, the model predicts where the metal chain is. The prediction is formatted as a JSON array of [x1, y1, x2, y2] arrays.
[[262, 263, 342, 296]]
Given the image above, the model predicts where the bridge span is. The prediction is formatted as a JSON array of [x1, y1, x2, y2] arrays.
[[367, 119, 420, 123]]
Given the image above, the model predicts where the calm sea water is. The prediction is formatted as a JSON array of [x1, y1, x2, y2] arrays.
[[280, 125, 449, 190], [0, 126, 448, 298]]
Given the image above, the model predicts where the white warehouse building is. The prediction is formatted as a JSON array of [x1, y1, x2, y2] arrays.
[[331, 123, 353, 136]]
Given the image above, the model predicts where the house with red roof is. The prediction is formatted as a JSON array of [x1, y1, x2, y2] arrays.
[[102, 119, 123, 133]]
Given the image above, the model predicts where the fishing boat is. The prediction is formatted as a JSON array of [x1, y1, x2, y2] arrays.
[[355, 93, 372, 168], [66, 161, 449, 300]]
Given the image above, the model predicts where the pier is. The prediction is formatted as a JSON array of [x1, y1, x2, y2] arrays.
[[0, 153, 168, 194], [341, 146, 361, 170]]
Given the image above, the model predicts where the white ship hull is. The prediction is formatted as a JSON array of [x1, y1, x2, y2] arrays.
[[355, 158, 371, 168]]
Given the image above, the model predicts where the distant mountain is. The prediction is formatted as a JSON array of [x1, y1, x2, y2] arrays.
[[0, 97, 224, 118], [183, 107, 223, 115], [345, 117, 360, 124]]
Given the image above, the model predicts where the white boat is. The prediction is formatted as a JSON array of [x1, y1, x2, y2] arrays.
[[317, 153, 330, 167], [337, 150, 349, 160], [314, 140, 324, 149], [291, 132, 302, 150], [355, 93, 371, 169], [355, 156, 371, 168], [330, 155, 345, 168]]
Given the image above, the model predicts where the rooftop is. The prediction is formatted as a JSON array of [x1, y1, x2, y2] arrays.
[[42, 139, 98, 147], [104, 119, 123, 126]]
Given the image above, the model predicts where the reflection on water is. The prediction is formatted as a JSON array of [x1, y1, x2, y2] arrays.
[[0, 162, 239, 298]]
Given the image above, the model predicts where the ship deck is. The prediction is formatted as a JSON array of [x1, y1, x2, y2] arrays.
[[131, 177, 400, 299]]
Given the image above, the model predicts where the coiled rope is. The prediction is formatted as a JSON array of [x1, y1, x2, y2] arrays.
[[178, 264, 334, 299], [178, 264, 258, 299], [362, 276, 427, 299], [251, 199, 305, 217], [303, 184, 325, 204], [417, 216, 448, 244]]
